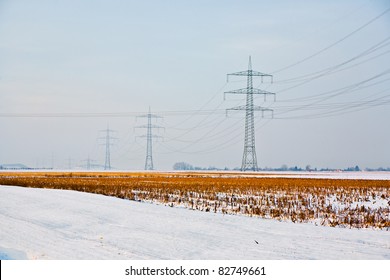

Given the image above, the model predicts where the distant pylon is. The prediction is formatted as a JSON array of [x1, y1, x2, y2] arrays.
[[82, 155, 97, 170], [135, 107, 163, 170], [98, 125, 117, 170], [225, 56, 275, 171], [67, 157, 73, 170]]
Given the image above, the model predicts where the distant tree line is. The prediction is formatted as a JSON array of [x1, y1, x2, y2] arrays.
[[172, 162, 229, 171]]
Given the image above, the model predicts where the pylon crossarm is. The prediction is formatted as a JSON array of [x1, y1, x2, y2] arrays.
[[224, 88, 275, 95], [136, 134, 162, 138], [153, 136, 164, 141], [98, 136, 118, 140], [134, 125, 148, 129], [251, 106, 274, 118], [226, 106, 246, 117], [227, 70, 272, 77], [99, 129, 116, 133], [135, 124, 164, 129], [136, 114, 162, 119], [226, 105, 246, 111]]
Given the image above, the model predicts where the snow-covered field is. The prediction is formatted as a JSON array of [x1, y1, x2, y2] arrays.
[[0, 185, 389, 260]]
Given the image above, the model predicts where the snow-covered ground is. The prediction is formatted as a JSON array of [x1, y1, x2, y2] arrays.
[[0, 185, 389, 260]]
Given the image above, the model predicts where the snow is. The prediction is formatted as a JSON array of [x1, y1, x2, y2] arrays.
[[0, 247, 27, 260], [0, 185, 389, 260]]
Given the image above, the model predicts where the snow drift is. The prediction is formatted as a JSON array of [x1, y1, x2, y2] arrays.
[[0, 185, 389, 259]]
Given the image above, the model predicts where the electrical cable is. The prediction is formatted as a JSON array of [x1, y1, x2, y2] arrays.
[[271, 7, 390, 74]]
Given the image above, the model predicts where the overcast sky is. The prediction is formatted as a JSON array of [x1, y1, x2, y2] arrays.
[[0, 0, 389, 170]]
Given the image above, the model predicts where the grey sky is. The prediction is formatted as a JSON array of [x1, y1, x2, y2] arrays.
[[0, 0, 389, 170]]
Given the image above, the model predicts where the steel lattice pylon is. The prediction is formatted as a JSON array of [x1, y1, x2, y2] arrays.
[[136, 107, 163, 170], [225, 57, 275, 171], [145, 111, 154, 170], [98, 125, 117, 170]]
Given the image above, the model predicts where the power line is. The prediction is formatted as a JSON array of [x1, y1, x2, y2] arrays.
[[277, 69, 390, 106], [274, 36, 390, 86], [274, 87, 390, 120], [0, 109, 228, 118], [163, 82, 228, 130], [271, 7, 390, 74], [158, 116, 273, 156]]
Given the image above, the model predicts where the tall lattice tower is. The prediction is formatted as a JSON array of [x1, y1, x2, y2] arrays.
[[225, 57, 275, 171], [99, 125, 117, 170], [136, 107, 163, 170]]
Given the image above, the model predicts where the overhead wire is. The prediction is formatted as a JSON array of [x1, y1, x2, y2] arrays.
[[272, 69, 390, 116], [105, 3, 390, 160], [163, 81, 228, 130], [278, 75, 390, 103], [270, 6, 390, 74], [274, 36, 390, 86], [274, 94, 390, 120], [272, 82, 390, 119], [3, 5, 389, 162]]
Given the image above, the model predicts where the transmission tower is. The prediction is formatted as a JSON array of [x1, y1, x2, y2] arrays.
[[67, 157, 73, 170], [135, 107, 163, 170], [98, 125, 117, 170], [81, 156, 97, 170], [225, 56, 275, 171]]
